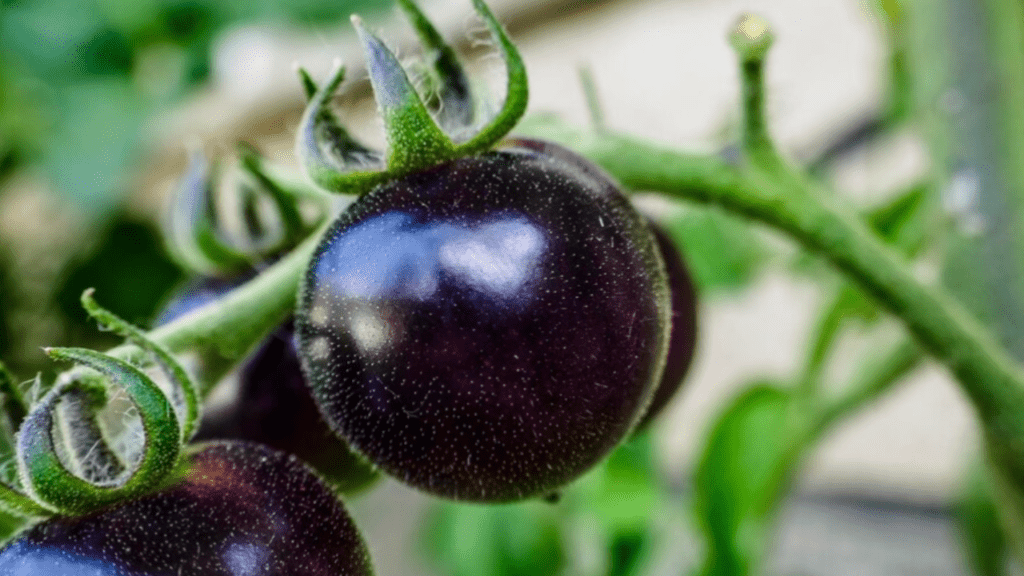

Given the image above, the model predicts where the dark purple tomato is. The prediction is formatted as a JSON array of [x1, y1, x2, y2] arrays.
[[296, 139, 671, 501], [0, 442, 373, 575], [157, 280, 378, 494], [198, 323, 379, 494], [154, 276, 244, 326], [634, 222, 698, 430], [504, 139, 698, 430]]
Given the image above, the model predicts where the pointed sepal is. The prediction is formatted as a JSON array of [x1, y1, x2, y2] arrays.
[[166, 150, 252, 276], [295, 62, 387, 195], [81, 289, 201, 442], [353, 16, 457, 173], [453, 0, 528, 155], [236, 142, 322, 250], [17, 348, 180, 515], [396, 0, 475, 134], [0, 361, 27, 433]]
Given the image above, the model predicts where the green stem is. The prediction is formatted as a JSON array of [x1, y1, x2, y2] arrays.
[[795, 291, 847, 400], [730, 14, 776, 166], [111, 227, 321, 393], [519, 120, 1024, 463], [811, 337, 924, 438]]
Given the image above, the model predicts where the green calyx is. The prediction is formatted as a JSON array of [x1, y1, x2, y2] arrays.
[[295, 0, 528, 196], [0, 292, 200, 518], [17, 348, 181, 515]]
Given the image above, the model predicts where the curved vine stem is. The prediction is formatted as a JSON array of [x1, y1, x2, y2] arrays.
[[514, 117, 1024, 465], [113, 227, 322, 392]]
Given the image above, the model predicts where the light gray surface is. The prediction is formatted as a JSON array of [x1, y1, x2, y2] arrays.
[[771, 497, 972, 576]]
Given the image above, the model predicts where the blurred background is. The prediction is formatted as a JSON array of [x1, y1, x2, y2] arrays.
[[0, 0, 1001, 574]]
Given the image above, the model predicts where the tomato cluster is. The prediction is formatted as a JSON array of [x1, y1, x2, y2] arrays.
[[0, 0, 699, 572]]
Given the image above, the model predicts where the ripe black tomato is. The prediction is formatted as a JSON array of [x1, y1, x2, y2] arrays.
[[0, 442, 372, 575], [504, 140, 699, 430], [296, 139, 671, 501], [157, 279, 378, 494]]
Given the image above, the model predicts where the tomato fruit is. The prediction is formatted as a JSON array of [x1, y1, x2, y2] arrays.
[[0, 442, 372, 575], [158, 279, 379, 494], [296, 139, 671, 501], [635, 222, 698, 430], [502, 139, 699, 430]]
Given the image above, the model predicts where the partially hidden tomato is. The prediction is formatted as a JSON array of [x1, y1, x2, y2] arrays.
[[158, 279, 379, 495], [0, 442, 373, 575]]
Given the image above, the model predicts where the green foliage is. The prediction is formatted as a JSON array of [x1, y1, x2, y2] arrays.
[[0, 0, 395, 211], [0, 510, 23, 543], [424, 501, 564, 576], [56, 216, 183, 331], [662, 207, 764, 293], [422, 434, 670, 576], [576, 435, 667, 576], [693, 384, 791, 576]]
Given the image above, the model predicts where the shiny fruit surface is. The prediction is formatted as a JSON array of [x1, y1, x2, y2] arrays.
[[197, 323, 379, 494], [0, 442, 372, 575], [158, 279, 379, 494], [297, 140, 671, 501], [505, 140, 700, 429]]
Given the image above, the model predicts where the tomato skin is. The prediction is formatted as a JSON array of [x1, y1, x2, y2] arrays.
[[635, 222, 698, 430], [504, 139, 700, 430], [297, 140, 671, 501], [0, 442, 372, 575], [158, 279, 379, 494]]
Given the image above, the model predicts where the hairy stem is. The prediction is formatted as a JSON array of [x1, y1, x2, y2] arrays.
[[108, 229, 321, 394]]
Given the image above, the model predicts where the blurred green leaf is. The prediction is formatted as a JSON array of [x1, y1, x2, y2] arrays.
[[588, 435, 660, 534], [956, 459, 1009, 576], [865, 181, 936, 254], [0, 510, 24, 544], [44, 80, 147, 212], [423, 500, 564, 576], [662, 207, 765, 293], [0, 0, 397, 211], [592, 435, 663, 576], [56, 215, 184, 336], [693, 384, 791, 576]]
